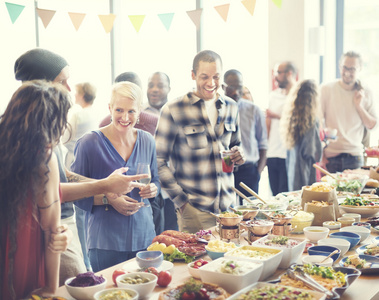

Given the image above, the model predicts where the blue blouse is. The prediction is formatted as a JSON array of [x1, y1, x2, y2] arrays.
[[71, 130, 159, 252]]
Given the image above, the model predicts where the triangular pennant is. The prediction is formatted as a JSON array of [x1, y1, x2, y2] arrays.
[[36, 8, 56, 29], [271, 0, 282, 8], [68, 12, 86, 31], [158, 13, 174, 31], [241, 0, 256, 16], [186, 9, 202, 30], [5, 2, 25, 24], [98, 13, 116, 33], [214, 4, 230, 22], [128, 15, 146, 33]]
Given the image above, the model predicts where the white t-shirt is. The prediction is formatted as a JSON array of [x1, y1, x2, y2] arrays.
[[320, 80, 377, 157], [267, 89, 287, 159], [204, 98, 218, 129]]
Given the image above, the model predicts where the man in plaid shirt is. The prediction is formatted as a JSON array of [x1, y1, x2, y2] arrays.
[[155, 50, 245, 233]]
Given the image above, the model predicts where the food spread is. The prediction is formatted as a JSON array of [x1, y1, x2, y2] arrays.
[[98, 290, 132, 300], [226, 246, 279, 260], [254, 235, 301, 248], [236, 285, 315, 300]]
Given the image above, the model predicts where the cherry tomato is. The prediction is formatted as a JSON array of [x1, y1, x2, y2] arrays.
[[112, 269, 127, 285], [199, 288, 210, 300], [145, 267, 159, 276], [182, 292, 196, 300], [157, 270, 172, 287]]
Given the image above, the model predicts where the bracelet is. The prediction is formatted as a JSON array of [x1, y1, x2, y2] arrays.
[[102, 195, 109, 211]]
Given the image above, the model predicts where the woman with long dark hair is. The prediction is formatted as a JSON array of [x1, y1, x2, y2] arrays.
[[0, 80, 71, 299], [280, 79, 322, 191]]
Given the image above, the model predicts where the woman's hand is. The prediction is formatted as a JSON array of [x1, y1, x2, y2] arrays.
[[139, 183, 158, 199], [109, 195, 143, 216], [48, 224, 72, 253]]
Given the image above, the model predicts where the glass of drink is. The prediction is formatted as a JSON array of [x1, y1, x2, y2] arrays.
[[136, 163, 151, 207], [220, 150, 235, 173]]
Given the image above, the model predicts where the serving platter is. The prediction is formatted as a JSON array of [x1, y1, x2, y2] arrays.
[[356, 237, 379, 257], [340, 254, 379, 274], [269, 264, 361, 299], [339, 205, 379, 216]]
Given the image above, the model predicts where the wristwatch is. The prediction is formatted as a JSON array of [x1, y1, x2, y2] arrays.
[[102, 195, 109, 211]]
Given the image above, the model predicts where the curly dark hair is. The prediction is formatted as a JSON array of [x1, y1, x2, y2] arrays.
[[0, 80, 71, 299]]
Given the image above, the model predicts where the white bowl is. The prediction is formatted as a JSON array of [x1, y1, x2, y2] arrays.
[[251, 235, 306, 268], [198, 257, 264, 294], [342, 213, 361, 223], [65, 277, 107, 300], [224, 245, 283, 280], [116, 272, 157, 299], [94, 288, 138, 300], [303, 226, 329, 243], [302, 255, 333, 267], [318, 238, 350, 256], [323, 221, 341, 230], [340, 225, 370, 243], [187, 261, 207, 279]]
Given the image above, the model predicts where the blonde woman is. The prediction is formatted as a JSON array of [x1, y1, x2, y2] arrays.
[[280, 79, 322, 191], [71, 82, 159, 271]]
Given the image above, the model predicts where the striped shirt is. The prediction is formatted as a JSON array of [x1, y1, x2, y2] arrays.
[[155, 92, 241, 213]]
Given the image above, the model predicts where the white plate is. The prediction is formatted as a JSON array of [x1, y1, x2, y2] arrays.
[[339, 206, 379, 216], [122, 260, 174, 273]]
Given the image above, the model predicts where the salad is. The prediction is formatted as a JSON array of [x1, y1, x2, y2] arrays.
[[343, 254, 371, 269], [340, 196, 379, 207]]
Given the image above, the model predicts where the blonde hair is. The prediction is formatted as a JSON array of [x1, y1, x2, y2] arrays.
[[110, 81, 143, 110], [280, 79, 320, 149]]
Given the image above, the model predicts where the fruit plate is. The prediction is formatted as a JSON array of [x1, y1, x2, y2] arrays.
[[122, 259, 174, 273], [340, 254, 379, 274]]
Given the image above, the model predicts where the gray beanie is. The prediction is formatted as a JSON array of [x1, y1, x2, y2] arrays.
[[14, 48, 68, 82]]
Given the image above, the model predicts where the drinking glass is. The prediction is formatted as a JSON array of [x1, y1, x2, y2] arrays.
[[136, 163, 151, 207]]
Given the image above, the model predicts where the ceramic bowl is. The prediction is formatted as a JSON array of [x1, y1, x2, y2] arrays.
[[245, 220, 274, 236], [338, 217, 355, 228], [308, 245, 340, 262], [205, 248, 226, 260], [198, 257, 264, 294], [65, 277, 107, 300], [94, 288, 138, 300], [302, 255, 333, 267], [187, 260, 209, 279], [116, 272, 157, 299], [318, 238, 350, 256], [291, 212, 314, 234], [342, 213, 361, 223], [303, 226, 329, 243], [136, 250, 163, 269], [323, 221, 341, 230], [352, 222, 371, 230], [330, 231, 361, 249], [339, 226, 370, 243]]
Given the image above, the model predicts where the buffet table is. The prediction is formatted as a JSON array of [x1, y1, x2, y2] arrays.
[[55, 223, 379, 300]]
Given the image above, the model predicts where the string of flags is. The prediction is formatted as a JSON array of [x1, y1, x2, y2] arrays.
[[4, 0, 282, 33]]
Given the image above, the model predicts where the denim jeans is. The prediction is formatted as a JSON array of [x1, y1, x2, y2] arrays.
[[326, 154, 363, 173], [88, 248, 141, 272], [267, 157, 288, 196], [234, 162, 260, 205]]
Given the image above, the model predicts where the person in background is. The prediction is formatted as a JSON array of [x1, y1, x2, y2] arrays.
[[99, 72, 159, 136], [72, 82, 159, 271], [145, 72, 178, 233], [266, 61, 297, 196], [1, 81, 70, 299], [155, 50, 245, 233], [14, 48, 148, 284], [280, 79, 322, 191], [320, 51, 377, 172], [61, 82, 98, 271], [242, 85, 254, 102], [223, 69, 267, 204]]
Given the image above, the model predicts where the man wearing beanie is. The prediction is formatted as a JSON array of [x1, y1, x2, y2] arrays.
[[14, 48, 146, 285]]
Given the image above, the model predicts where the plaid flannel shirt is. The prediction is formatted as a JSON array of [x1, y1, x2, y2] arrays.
[[155, 92, 241, 213]]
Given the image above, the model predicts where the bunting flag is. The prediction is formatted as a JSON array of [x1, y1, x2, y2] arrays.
[[128, 15, 146, 33], [5, 2, 25, 24], [241, 0, 256, 16], [68, 12, 86, 31], [214, 4, 230, 22], [158, 13, 174, 31], [271, 0, 282, 8], [98, 13, 116, 33], [36, 8, 56, 28], [186, 9, 202, 30]]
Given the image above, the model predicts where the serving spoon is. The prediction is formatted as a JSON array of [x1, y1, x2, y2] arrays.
[[239, 182, 268, 205], [312, 163, 337, 180], [320, 249, 340, 264]]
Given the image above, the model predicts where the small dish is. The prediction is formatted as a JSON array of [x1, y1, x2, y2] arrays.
[[330, 231, 361, 249], [94, 288, 138, 300], [136, 250, 163, 269], [308, 245, 340, 262], [303, 226, 329, 243], [352, 222, 371, 230], [323, 221, 341, 230], [65, 276, 107, 300], [116, 272, 157, 299], [342, 213, 361, 223], [318, 238, 350, 256], [340, 254, 379, 274], [302, 255, 333, 267], [339, 225, 370, 243], [337, 217, 355, 228]]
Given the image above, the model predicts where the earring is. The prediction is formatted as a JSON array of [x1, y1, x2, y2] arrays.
[[137, 118, 140, 124]]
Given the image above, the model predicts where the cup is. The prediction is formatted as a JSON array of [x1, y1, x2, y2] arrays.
[[220, 150, 234, 173], [338, 217, 355, 228], [342, 213, 361, 223]]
